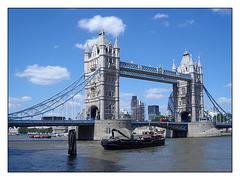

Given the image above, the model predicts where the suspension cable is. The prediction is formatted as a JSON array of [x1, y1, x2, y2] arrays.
[[9, 67, 100, 120]]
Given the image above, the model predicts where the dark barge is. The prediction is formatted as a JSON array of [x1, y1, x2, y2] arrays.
[[101, 129, 165, 150]]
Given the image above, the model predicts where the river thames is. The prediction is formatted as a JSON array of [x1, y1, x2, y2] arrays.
[[8, 135, 231, 172]]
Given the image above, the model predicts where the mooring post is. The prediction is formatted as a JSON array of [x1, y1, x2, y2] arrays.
[[68, 129, 77, 156]]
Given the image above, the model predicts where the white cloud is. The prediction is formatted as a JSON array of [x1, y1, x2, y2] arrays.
[[178, 19, 195, 27], [212, 9, 231, 15], [9, 96, 32, 109], [9, 96, 32, 103], [9, 103, 21, 109], [53, 45, 59, 49], [73, 94, 83, 101], [144, 88, 171, 99], [216, 97, 231, 104], [119, 92, 134, 112], [78, 15, 126, 37], [154, 13, 168, 19], [162, 21, 170, 27], [75, 37, 98, 49], [15, 64, 70, 85], [120, 92, 134, 100], [223, 83, 232, 88], [120, 100, 131, 112], [66, 101, 82, 108]]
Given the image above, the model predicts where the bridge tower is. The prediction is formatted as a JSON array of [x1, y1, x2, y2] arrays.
[[84, 28, 120, 120], [172, 50, 204, 122]]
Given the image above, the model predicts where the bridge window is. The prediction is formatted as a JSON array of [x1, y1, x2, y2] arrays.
[[182, 88, 185, 94]]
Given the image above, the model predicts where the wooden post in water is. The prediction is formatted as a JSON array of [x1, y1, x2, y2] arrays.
[[68, 129, 77, 156]]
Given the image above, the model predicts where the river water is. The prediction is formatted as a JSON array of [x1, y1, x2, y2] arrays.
[[8, 135, 232, 172]]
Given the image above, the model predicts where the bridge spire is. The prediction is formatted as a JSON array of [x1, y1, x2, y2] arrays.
[[198, 56, 202, 67], [114, 36, 119, 49], [183, 48, 189, 56], [172, 59, 177, 72], [84, 40, 90, 54]]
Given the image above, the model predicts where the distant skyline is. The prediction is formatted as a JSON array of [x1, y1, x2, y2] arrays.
[[8, 8, 232, 118]]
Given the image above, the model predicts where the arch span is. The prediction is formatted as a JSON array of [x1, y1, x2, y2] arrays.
[[90, 106, 99, 120], [181, 111, 190, 122]]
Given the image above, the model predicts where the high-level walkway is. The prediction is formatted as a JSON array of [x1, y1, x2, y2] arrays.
[[119, 61, 192, 84]]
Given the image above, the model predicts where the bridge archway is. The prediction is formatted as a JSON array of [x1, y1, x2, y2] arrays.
[[91, 106, 99, 120], [181, 111, 190, 122]]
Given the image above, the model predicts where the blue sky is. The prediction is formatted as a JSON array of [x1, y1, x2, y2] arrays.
[[8, 8, 232, 118]]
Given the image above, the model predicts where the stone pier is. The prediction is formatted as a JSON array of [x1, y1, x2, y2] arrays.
[[76, 120, 132, 140], [187, 121, 220, 137]]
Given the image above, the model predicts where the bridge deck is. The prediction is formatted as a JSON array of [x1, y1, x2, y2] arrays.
[[8, 120, 94, 127], [119, 61, 192, 83], [9, 120, 188, 131], [9, 120, 231, 132]]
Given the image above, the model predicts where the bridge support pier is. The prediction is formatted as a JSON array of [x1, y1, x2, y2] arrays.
[[187, 121, 220, 137], [166, 129, 187, 138], [93, 120, 132, 140], [76, 120, 132, 140], [76, 125, 94, 140]]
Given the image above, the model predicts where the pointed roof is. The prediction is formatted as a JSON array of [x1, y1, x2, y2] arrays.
[[96, 28, 108, 46], [198, 56, 202, 67], [178, 49, 193, 72], [172, 59, 176, 71], [183, 48, 189, 56], [84, 41, 90, 53], [189, 54, 194, 66], [114, 36, 119, 48]]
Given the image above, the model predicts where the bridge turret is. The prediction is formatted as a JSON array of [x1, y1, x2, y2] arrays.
[[172, 49, 204, 123], [114, 36, 120, 70], [84, 28, 120, 120], [84, 41, 91, 61], [198, 56, 202, 74], [172, 59, 177, 72]]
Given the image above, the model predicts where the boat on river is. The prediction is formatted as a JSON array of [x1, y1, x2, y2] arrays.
[[101, 129, 165, 150]]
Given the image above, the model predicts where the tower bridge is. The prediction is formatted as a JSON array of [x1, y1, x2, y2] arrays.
[[8, 28, 231, 139]]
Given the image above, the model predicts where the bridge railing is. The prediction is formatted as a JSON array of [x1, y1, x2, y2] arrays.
[[120, 61, 191, 79]]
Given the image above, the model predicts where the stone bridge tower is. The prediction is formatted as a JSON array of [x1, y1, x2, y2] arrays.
[[172, 50, 204, 122], [84, 29, 120, 120]]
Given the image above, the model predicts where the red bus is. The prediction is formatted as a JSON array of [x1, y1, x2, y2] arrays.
[[159, 118, 168, 122]]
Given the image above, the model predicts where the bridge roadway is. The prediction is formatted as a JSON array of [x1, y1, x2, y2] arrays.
[[8, 120, 95, 127], [8, 119, 189, 132]]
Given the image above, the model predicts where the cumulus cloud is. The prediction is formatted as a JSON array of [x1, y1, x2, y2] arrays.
[[216, 97, 231, 104], [223, 83, 232, 88], [154, 13, 168, 19], [144, 88, 171, 99], [120, 92, 134, 100], [9, 96, 32, 103], [15, 64, 70, 85], [78, 15, 126, 36], [212, 9, 231, 15], [9, 96, 32, 109], [73, 93, 84, 101], [178, 19, 195, 27], [119, 92, 134, 112], [75, 37, 98, 49], [162, 21, 170, 27], [120, 100, 131, 111]]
